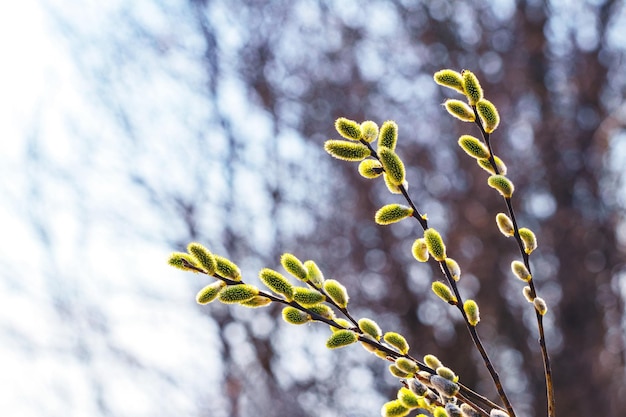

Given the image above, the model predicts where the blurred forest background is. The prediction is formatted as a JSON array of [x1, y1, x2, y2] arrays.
[[2, 0, 626, 416]]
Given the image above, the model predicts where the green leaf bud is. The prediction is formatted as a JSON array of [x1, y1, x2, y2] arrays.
[[379, 120, 398, 150], [292, 287, 325, 306], [331, 318, 351, 331], [358, 318, 382, 340], [324, 139, 370, 161], [196, 281, 226, 304], [280, 253, 307, 281], [446, 403, 463, 417], [383, 332, 409, 354], [259, 268, 294, 300], [217, 284, 258, 304], [383, 173, 407, 194], [496, 213, 515, 237], [462, 70, 483, 105], [282, 306, 311, 325], [424, 354, 443, 370], [445, 99, 476, 122], [433, 69, 465, 94], [522, 285, 534, 302], [335, 117, 362, 141], [430, 374, 460, 397], [458, 134, 490, 159], [424, 228, 447, 261], [304, 260, 325, 287], [168, 252, 200, 272], [375, 204, 413, 225], [444, 258, 461, 281], [360, 120, 379, 143], [436, 366, 457, 382], [477, 156, 507, 175], [389, 364, 410, 378], [326, 329, 357, 349], [534, 297, 548, 316], [358, 159, 384, 179], [323, 279, 349, 308], [432, 281, 457, 305], [395, 357, 419, 374], [463, 299, 480, 326], [518, 227, 537, 254], [433, 406, 449, 417], [511, 261, 532, 282], [488, 175, 514, 198], [187, 242, 217, 274], [381, 400, 410, 417], [476, 98, 500, 133], [378, 147, 406, 186], [490, 410, 511, 417], [460, 403, 482, 417], [215, 255, 242, 281], [239, 295, 272, 308], [412, 238, 429, 262], [397, 387, 420, 408], [308, 303, 335, 320]]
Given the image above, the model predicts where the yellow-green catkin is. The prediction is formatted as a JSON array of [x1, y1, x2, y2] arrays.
[[462, 70, 483, 105], [358, 159, 384, 179], [431, 281, 457, 305], [282, 306, 311, 325], [389, 364, 410, 379], [187, 242, 217, 274], [463, 299, 480, 326], [259, 268, 294, 300], [424, 228, 446, 261], [360, 120, 379, 143], [518, 227, 537, 254], [433, 405, 450, 417], [397, 387, 420, 408], [534, 297, 548, 315], [436, 366, 457, 382], [378, 147, 406, 186], [239, 295, 272, 308], [358, 318, 382, 340], [324, 140, 370, 161], [433, 69, 465, 94], [383, 172, 406, 194], [304, 260, 325, 287], [488, 175, 514, 198], [331, 318, 351, 331], [395, 357, 419, 374], [334, 117, 362, 141], [217, 284, 259, 304], [381, 400, 410, 417], [280, 253, 307, 281], [445, 99, 476, 122], [511, 261, 532, 282], [412, 238, 429, 262], [496, 213, 515, 237], [375, 204, 414, 225], [476, 98, 500, 133], [477, 155, 508, 175], [444, 258, 461, 281], [196, 281, 226, 304], [326, 329, 358, 349], [522, 285, 534, 302], [323, 279, 349, 308], [292, 287, 325, 306], [458, 135, 490, 159], [379, 120, 398, 150], [308, 303, 335, 320], [168, 252, 200, 272], [215, 255, 242, 281], [424, 354, 442, 370], [383, 332, 409, 354]]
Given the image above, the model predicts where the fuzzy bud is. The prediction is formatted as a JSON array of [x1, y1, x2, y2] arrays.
[[389, 364, 410, 379], [436, 366, 457, 382], [280, 253, 307, 281], [476, 98, 500, 133], [187, 242, 217, 274], [381, 400, 409, 417], [433, 69, 465, 94], [383, 173, 407, 194], [323, 279, 349, 308], [412, 238, 430, 262], [379, 120, 398, 150], [360, 120, 379, 143], [395, 357, 419, 375], [424, 354, 443, 370], [334, 117, 362, 141], [259, 268, 294, 300], [460, 403, 482, 417], [378, 147, 406, 186], [430, 374, 460, 397], [292, 287, 325, 306], [239, 295, 272, 308], [446, 403, 463, 417], [282, 306, 311, 325], [217, 284, 258, 304], [496, 213, 515, 237], [358, 318, 382, 340], [383, 332, 409, 354], [326, 329, 358, 349], [518, 227, 538, 254], [488, 175, 514, 198], [432, 281, 457, 305], [324, 139, 370, 161], [408, 378, 429, 396], [397, 387, 420, 409], [462, 70, 483, 105], [424, 228, 447, 261], [168, 252, 200, 272], [444, 257, 461, 281], [358, 159, 384, 179], [477, 156, 507, 175], [331, 318, 351, 331], [304, 260, 325, 287], [375, 204, 413, 225], [458, 135, 490, 159], [511, 261, 532, 282], [463, 299, 480, 326], [534, 297, 548, 316], [433, 406, 449, 417], [196, 281, 226, 304], [522, 285, 535, 302], [214, 255, 242, 281], [308, 303, 335, 320], [490, 410, 510, 417], [445, 99, 476, 122]]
